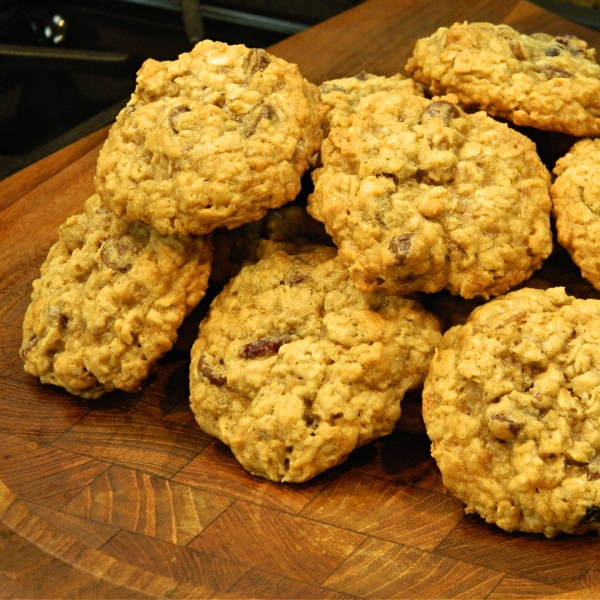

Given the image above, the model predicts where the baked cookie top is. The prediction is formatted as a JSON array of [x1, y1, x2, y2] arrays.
[[189, 243, 442, 482], [423, 286, 600, 537], [308, 80, 552, 298], [94, 40, 328, 236], [551, 138, 600, 292], [21, 194, 212, 398], [318, 72, 425, 134], [406, 22, 600, 136]]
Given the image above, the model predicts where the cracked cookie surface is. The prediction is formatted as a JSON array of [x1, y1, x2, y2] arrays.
[[21, 194, 212, 398], [95, 40, 327, 236], [551, 138, 600, 292], [308, 77, 552, 298], [189, 242, 442, 482], [423, 287, 600, 537], [406, 22, 600, 136]]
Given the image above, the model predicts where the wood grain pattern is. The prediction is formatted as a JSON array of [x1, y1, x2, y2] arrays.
[[53, 408, 212, 478], [322, 537, 504, 599], [63, 465, 232, 545], [102, 530, 250, 591], [189, 502, 366, 585], [435, 515, 600, 586], [3, 0, 600, 597], [300, 471, 465, 551]]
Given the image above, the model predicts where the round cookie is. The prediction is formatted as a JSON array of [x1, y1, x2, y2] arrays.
[[190, 242, 442, 482], [95, 40, 328, 236], [551, 138, 600, 292], [308, 79, 552, 298], [423, 287, 600, 537], [406, 22, 600, 136], [21, 194, 212, 398]]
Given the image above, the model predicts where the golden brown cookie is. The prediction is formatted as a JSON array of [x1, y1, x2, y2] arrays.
[[406, 22, 600, 136], [551, 138, 600, 292], [423, 287, 600, 537], [318, 72, 425, 134], [95, 40, 328, 236], [309, 77, 552, 298], [21, 194, 212, 398], [190, 242, 442, 482]]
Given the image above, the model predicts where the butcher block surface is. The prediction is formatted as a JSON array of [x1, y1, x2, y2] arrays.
[[3, 0, 600, 597]]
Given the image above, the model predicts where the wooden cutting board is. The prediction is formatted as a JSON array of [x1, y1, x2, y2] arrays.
[[3, 0, 600, 597]]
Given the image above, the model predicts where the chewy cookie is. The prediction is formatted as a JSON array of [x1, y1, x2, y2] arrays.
[[423, 287, 600, 537], [551, 138, 600, 292], [21, 194, 212, 398], [406, 22, 600, 136], [309, 79, 552, 298], [95, 40, 328, 236], [190, 243, 442, 482]]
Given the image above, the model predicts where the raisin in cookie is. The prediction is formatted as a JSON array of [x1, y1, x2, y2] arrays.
[[189, 242, 442, 482], [406, 22, 600, 136], [21, 194, 212, 398], [423, 287, 600, 537], [95, 40, 328, 236], [308, 80, 552, 298], [551, 138, 600, 292]]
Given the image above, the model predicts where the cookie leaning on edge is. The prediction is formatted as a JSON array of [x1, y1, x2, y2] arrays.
[[406, 22, 600, 136], [21, 194, 212, 399], [423, 287, 600, 537], [551, 138, 600, 292], [95, 40, 328, 236], [189, 242, 442, 482], [309, 74, 552, 299]]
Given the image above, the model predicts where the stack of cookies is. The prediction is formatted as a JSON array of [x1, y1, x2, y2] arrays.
[[20, 23, 600, 537], [405, 22, 600, 538]]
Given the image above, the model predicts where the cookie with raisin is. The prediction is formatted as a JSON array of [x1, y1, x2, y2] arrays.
[[95, 40, 328, 236], [423, 286, 600, 537], [550, 138, 600, 292], [406, 22, 600, 136], [308, 79, 552, 298], [189, 242, 442, 482], [21, 194, 212, 398]]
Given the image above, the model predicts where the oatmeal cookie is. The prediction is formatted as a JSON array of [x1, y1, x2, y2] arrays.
[[95, 40, 328, 236], [423, 287, 600, 537], [21, 194, 212, 398], [308, 82, 552, 298], [189, 242, 442, 482], [551, 138, 600, 292], [406, 22, 600, 136]]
